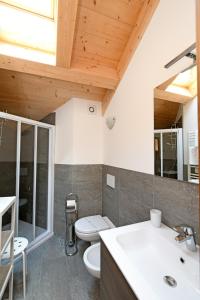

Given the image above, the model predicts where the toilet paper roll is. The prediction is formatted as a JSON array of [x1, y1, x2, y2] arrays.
[[66, 200, 77, 210]]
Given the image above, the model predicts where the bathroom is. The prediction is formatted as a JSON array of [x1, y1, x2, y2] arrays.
[[0, 0, 199, 299]]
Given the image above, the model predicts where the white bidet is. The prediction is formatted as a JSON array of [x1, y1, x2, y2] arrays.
[[83, 242, 100, 279]]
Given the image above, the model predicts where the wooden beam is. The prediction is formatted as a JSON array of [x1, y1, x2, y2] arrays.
[[0, 55, 118, 90], [154, 88, 192, 104], [0, 69, 106, 103], [102, 90, 115, 115], [56, 0, 79, 68], [117, 0, 159, 78], [0, 68, 106, 120]]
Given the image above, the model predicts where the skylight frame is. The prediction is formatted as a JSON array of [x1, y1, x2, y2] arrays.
[[0, 41, 56, 65], [0, 0, 56, 20]]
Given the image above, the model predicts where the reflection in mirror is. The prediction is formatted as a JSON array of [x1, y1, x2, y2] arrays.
[[154, 48, 198, 184]]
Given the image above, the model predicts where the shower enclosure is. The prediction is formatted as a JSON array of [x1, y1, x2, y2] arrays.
[[154, 128, 183, 180], [0, 112, 54, 249]]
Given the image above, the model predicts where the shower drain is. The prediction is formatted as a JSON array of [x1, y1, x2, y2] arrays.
[[163, 275, 177, 287]]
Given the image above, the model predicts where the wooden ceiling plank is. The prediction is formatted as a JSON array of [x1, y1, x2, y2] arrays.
[[79, 0, 144, 27], [77, 6, 132, 44], [71, 54, 118, 73], [117, 0, 159, 78], [0, 54, 118, 89], [56, 0, 79, 68], [154, 88, 192, 104], [73, 31, 125, 63]]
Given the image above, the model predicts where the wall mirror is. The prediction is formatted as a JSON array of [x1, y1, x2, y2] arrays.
[[154, 45, 198, 184]]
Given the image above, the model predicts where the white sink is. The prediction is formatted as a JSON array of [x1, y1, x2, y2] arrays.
[[100, 221, 200, 300]]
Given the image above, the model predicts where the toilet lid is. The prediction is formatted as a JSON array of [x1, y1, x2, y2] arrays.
[[75, 215, 110, 234]]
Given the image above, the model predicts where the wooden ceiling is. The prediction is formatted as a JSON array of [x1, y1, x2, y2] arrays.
[[0, 0, 159, 121], [154, 98, 181, 129]]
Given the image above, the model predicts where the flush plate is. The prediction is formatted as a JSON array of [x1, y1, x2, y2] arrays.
[[106, 174, 115, 188]]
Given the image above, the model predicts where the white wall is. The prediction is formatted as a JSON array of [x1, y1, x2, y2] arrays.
[[183, 97, 198, 164], [54, 0, 196, 171], [55, 100, 74, 164], [55, 98, 103, 164], [72, 99, 103, 164], [103, 0, 196, 174]]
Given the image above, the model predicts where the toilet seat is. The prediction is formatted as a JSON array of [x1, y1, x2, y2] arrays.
[[75, 215, 114, 242], [83, 242, 100, 279], [75, 215, 110, 234]]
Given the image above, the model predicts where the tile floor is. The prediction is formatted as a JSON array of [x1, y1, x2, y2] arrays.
[[13, 236, 100, 300], [18, 220, 46, 243]]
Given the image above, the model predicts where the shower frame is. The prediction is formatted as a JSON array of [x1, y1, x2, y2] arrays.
[[0, 111, 55, 251]]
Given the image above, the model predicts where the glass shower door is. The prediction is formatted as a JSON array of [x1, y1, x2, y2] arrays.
[[0, 118, 17, 229], [154, 133, 161, 176], [163, 132, 178, 179], [35, 127, 49, 238], [0, 111, 54, 248], [19, 124, 34, 241], [19, 125, 50, 240], [154, 129, 183, 180]]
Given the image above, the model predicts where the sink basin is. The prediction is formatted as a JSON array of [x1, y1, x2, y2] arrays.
[[100, 221, 200, 300]]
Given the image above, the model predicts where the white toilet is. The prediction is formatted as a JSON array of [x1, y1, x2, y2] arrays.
[[75, 215, 114, 279], [75, 215, 113, 243]]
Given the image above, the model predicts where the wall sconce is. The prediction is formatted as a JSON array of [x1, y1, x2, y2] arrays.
[[106, 116, 116, 130]]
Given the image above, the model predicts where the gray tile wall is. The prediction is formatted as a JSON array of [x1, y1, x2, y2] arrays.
[[153, 176, 199, 237], [0, 162, 16, 197], [54, 164, 102, 237], [54, 163, 199, 242], [102, 165, 199, 242]]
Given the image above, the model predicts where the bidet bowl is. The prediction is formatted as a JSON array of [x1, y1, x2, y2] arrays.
[[83, 243, 100, 279]]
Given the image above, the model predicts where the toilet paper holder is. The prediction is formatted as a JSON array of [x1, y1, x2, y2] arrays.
[[65, 193, 78, 256]]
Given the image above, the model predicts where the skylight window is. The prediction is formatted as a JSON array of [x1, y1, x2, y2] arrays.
[[172, 66, 197, 88], [166, 66, 197, 98], [166, 85, 192, 97], [0, 0, 57, 64]]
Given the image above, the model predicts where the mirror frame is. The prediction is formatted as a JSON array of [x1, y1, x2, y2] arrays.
[[196, 0, 200, 239]]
